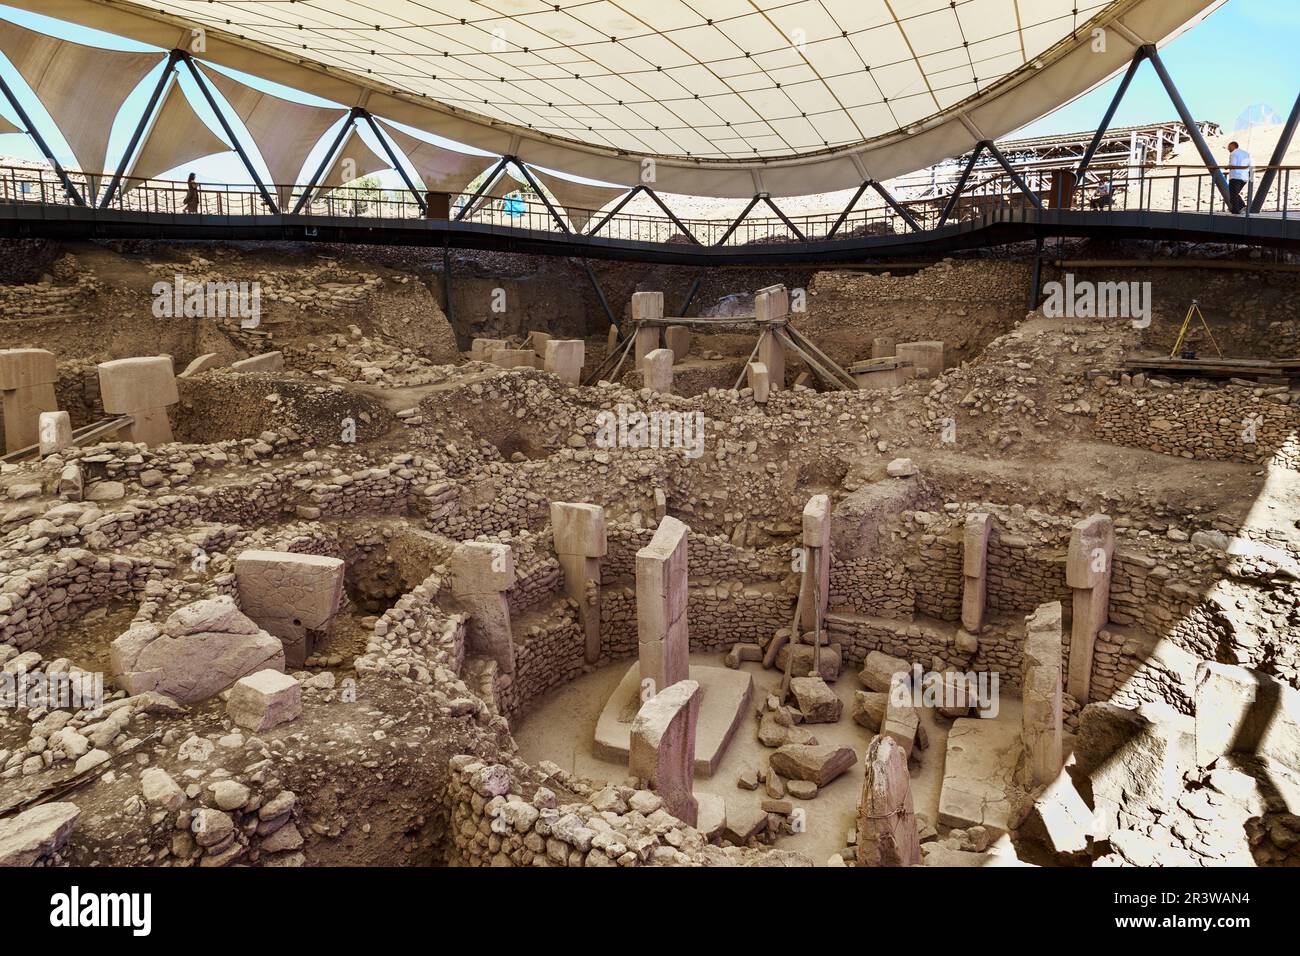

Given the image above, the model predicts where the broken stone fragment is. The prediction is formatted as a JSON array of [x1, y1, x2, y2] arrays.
[[110, 596, 285, 704], [769, 744, 857, 788], [0, 803, 80, 866], [776, 642, 841, 681], [852, 691, 888, 731], [859, 650, 911, 692], [789, 676, 842, 724], [140, 767, 185, 811], [226, 669, 302, 732]]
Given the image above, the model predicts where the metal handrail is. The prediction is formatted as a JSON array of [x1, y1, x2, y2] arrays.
[[2, 161, 1297, 247]]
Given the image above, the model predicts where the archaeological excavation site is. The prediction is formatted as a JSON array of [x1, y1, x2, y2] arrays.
[[0, 0, 1295, 912]]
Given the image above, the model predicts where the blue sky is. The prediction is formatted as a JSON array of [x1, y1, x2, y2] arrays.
[[0, 0, 1296, 191]]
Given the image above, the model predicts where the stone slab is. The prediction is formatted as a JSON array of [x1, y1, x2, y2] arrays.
[[594, 662, 752, 777], [937, 703, 1023, 837]]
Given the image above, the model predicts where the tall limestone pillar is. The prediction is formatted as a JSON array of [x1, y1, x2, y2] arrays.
[[550, 502, 607, 664], [1023, 601, 1064, 788], [961, 512, 992, 633], [1065, 514, 1114, 702], [450, 541, 516, 675], [636, 515, 689, 696], [630, 679, 701, 826]]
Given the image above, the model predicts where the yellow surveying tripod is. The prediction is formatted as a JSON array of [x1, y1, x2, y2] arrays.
[[1169, 299, 1223, 359]]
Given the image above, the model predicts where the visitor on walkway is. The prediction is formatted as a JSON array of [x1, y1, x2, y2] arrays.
[[1089, 178, 1114, 210], [1227, 141, 1253, 214], [184, 173, 201, 214]]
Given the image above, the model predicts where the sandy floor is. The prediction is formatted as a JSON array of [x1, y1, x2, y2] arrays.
[[511, 649, 955, 865]]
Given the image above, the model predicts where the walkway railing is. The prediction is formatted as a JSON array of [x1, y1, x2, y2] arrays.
[[2, 161, 1298, 249]]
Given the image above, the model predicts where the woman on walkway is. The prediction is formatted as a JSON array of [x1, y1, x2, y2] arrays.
[[184, 173, 200, 214]]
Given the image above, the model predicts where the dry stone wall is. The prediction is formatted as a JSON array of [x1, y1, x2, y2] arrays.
[[1096, 381, 1300, 469]]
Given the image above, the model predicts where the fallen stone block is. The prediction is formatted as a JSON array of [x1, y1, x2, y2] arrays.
[[776, 642, 841, 681], [234, 550, 345, 668], [178, 352, 230, 377], [226, 668, 303, 732], [852, 691, 888, 731], [886, 457, 917, 478], [230, 351, 284, 373], [789, 676, 842, 724], [110, 596, 285, 704], [0, 802, 80, 866], [722, 800, 768, 843], [1194, 661, 1300, 776], [769, 744, 857, 788], [859, 650, 911, 692]]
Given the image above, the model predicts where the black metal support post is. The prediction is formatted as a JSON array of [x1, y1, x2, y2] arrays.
[[984, 139, 1043, 209], [581, 259, 617, 327], [640, 186, 699, 243], [938, 144, 985, 226], [361, 111, 426, 215], [826, 181, 870, 239], [1144, 44, 1232, 205], [0, 70, 85, 205], [100, 50, 181, 208], [868, 180, 922, 231], [585, 184, 643, 237], [679, 272, 703, 316], [455, 157, 508, 220], [292, 108, 359, 215], [1075, 47, 1147, 185], [715, 194, 763, 245], [761, 195, 805, 241], [1251, 90, 1300, 213], [510, 159, 570, 233], [1028, 236, 1045, 311], [182, 53, 278, 212]]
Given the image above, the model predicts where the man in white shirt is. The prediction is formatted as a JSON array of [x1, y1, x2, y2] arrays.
[[1227, 141, 1253, 213]]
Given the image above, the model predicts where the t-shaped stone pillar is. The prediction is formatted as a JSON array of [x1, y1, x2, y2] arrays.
[[97, 355, 179, 446], [551, 501, 607, 663], [0, 348, 59, 454], [754, 285, 788, 390], [1065, 514, 1114, 702], [799, 494, 830, 635], [636, 515, 689, 696], [630, 678, 700, 826], [631, 291, 663, 370], [450, 541, 517, 675], [961, 513, 993, 633], [234, 550, 346, 667], [1022, 601, 1064, 788], [856, 734, 921, 866]]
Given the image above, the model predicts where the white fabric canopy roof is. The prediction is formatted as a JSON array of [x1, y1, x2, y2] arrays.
[[0, 112, 19, 134], [0, 15, 160, 178], [320, 127, 389, 191], [3, 0, 1227, 197], [202, 65, 346, 206], [529, 168, 628, 232], [376, 119, 493, 195], [465, 166, 522, 216], [125, 77, 230, 188]]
